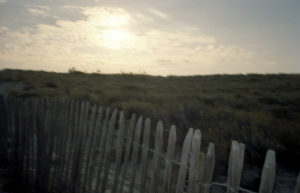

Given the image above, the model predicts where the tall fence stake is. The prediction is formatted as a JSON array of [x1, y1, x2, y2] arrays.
[[259, 150, 276, 193]]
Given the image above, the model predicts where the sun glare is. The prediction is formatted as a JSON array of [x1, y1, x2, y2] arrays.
[[103, 14, 129, 27], [102, 29, 133, 50], [86, 8, 136, 50]]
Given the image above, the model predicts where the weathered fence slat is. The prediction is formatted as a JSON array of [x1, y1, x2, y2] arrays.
[[118, 113, 136, 193], [56, 99, 69, 192], [259, 150, 276, 193], [200, 142, 215, 193], [77, 101, 90, 193], [295, 172, 300, 193], [138, 118, 151, 193], [95, 107, 111, 193], [59, 99, 73, 193], [227, 140, 245, 193], [35, 98, 47, 193], [29, 98, 37, 188], [1, 97, 12, 169], [39, 98, 53, 192], [188, 129, 202, 193], [45, 98, 53, 189], [53, 98, 68, 192], [23, 99, 31, 190], [77, 102, 90, 192], [24, 100, 30, 187], [111, 111, 126, 193], [162, 125, 176, 193], [82, 104, 98, 193], [129, 116, 143, 193], [100, 109, 118, 193], [64, 101, 80, 192], [31, 98, 38, 190], [176, 128, 194, 193], [150, 121, 164, 193], [65, 100, 77, 191], [87, 106, 103, 192], [18, 100, 25, 183], [71, 101, 89, 193]]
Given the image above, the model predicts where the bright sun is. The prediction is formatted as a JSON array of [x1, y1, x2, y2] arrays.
[[102, 29, 133, 50], [89, 10, 135, 50]]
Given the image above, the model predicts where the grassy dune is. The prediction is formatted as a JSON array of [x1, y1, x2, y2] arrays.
[[1, 69, 300, 169]]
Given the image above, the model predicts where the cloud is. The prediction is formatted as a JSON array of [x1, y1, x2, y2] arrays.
[[0, 5, 265, 75], [148, 8, 169, 19], [27, 7, 49, 17]]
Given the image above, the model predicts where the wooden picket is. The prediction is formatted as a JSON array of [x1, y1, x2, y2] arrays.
[[95, 107, 111, 193], [139, 118, 151, 193], [176, 128, 194, 193], [111, 111, 125, 193], [259, 150, 276, 193], [187, 129, 201, 193], [118, 113, 136, 193], [149, 121, 163, 193], [100, 109, 118, 193], [295, 172, 300, 193], [129, 116, 143, 193], [0, 96, 298, 193], [200, 142, 215, 193], [227, 140, 245, 193], [162, 125, 176, 193]]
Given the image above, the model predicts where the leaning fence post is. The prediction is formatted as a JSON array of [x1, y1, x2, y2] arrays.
[[295, 172, 300, 193], [118, 113, 136, 193], [100, 109, 118, 193], [128, 116, 143, 193], [162, 125, 176, 193], [94, 107, 111, 193], [227, 140, 245, 193], [200, 143, 215, 193], [87, 105, 103, 193], [176, 128, 194, 193], [149, 121, 164, 193], [139, 118, 151, 193], [188, 129, 202, 193], [111, 111, 125, 193], [259, 150, 276, 193]]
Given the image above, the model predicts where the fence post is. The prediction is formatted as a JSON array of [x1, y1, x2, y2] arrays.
[[118, 113, 136, 193], [95, 107, 111, 193], [200, 143, 215, 193], [176, 128, 194, 193], [259, 150, 276, 193], [150, 121, 164, 193], [100, 109, 118, 193], [295, 172, 300, 193], [87, 106, 103, 192], [227, 140, 245, 193], [111, 111, 126, 193], [139, 118, 151, 193], [60, 99, 74, 193], [72, 101, 90, 193], [162, 125, 176, 193], [129, 115, 143, 193], [82, 104, 98, 193], [188, 129, 202, 193], [65, 100, 78, 192]]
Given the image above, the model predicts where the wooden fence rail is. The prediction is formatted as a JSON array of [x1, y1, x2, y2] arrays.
[[0, 96, 299, 193]]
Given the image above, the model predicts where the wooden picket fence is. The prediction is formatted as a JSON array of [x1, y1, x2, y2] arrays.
[[0, 96, 299, 193]]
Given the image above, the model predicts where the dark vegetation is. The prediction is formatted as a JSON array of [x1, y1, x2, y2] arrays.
[[1, 69, 300, 170]]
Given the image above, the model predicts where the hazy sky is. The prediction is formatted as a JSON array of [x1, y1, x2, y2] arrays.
[[0, 0, 299, 75]]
